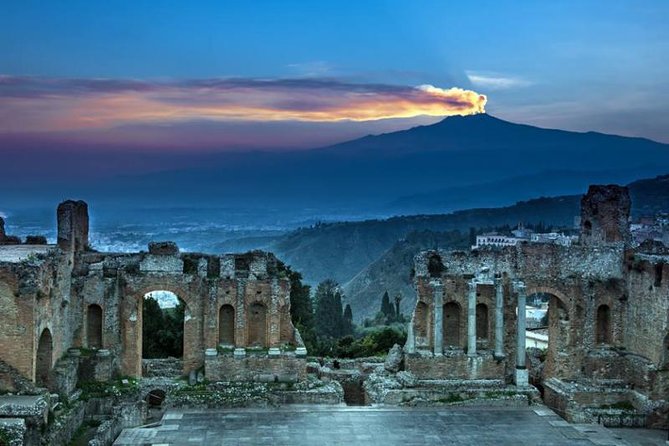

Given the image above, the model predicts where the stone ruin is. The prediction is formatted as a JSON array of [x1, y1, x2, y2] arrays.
[[0, 200, 308, 444], [406, 185, 669, 428], [0, 185, 667, 444]]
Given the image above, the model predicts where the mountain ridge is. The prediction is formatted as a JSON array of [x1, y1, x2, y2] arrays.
[[3, 114, 668, 215]]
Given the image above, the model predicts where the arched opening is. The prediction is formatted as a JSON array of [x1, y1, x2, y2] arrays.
[[145, 388, 167, 424], [596, 304, 611, 345], [442, 302, 461, 347], [145, 388, 166, 407], [414, 301, 429, 343], [247, 302, 267, 347], [142, 291, 186, 359], [476, 303, 489, 340], [36, 328, 53, 387], [218, 304, 235, 346], [524, 291, 565, 383], [87, 304, 103, 349]]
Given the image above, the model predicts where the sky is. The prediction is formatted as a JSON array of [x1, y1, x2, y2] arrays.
[[1, 0, 668, 153]]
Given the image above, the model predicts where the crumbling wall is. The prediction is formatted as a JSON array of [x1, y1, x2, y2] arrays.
[[1, 201, 304, 390], [624, 258, 669, 366], [580, 184, 630, 246], [0, 272, 34, 380], [408, 184, 667, 410], [57, 200, 89, 252]]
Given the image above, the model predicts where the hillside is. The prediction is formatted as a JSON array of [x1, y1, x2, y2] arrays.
[[341, 230, 470, 322], [271, 194, 581, 286], [273, 174, 669, 321]]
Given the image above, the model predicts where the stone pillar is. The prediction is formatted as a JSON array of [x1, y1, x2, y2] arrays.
[[432, 281, 443, 356], [57, 200, 89, 251], [494, 278, 505, 358], [515, 281, 528, 386], [467, 281, 477, 357]]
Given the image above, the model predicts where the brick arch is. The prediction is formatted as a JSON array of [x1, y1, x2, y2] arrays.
[[120, 279, 201, 377], [35, 328, 53, 387], [525, 285, 570, 307]]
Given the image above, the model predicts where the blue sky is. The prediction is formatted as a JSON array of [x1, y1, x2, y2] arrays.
[[1, 0, 668, 147]]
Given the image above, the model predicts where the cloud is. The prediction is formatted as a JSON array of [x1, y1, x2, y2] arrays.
[[466, 71, 532, 90], [0, 76, 487, 133], [286, 61, 334, 77]]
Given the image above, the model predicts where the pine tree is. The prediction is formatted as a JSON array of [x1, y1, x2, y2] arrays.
[[381, 291, 391, 317], [314, 279, 346, 339], [343, 304, 353, 336]]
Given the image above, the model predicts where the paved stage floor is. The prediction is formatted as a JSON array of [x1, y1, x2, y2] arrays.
[[114, 405, 667, 446]]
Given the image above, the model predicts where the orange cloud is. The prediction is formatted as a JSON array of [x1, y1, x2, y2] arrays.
[[0, 77, 487, 132]]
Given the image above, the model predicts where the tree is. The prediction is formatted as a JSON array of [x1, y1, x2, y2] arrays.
[[314, 279, 346, 339], [142, 296, 184, 358], [287, 267, 313, 327], [280, 264, 317, 353], [142, 296, 165, 358], [343, 304, 354, 336]]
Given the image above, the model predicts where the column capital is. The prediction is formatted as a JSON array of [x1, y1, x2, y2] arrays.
[[431, 280, 444, 291], [468, 280, 477, 291], [513, 280, 526, 293]]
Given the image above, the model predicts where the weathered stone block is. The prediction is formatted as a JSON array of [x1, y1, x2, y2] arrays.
[[148, 241, 179, 255]]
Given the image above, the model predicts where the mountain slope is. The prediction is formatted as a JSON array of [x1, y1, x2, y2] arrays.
[[5, 114, 668, 216], [270, 194, 581, 286]]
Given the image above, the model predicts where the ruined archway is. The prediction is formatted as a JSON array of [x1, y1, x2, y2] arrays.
[[442, 302, 461, 347], [218, 304, 235, 346], [247, 302, 267, 347], [524, 287, 573, 381], [120, 280, 199, 378], [35, 328, 52, 387], [87, 304, 103, 349]]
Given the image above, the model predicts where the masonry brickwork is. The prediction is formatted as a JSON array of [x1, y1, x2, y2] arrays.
[[0, 202, 305, 390], [407, 185, 669, 427]]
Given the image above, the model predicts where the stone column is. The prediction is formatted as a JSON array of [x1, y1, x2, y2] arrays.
[[514, 281, 528, 386], [432, 281, 444, 356], [494, 278, 505, 358], [467, 281, 477, 357]]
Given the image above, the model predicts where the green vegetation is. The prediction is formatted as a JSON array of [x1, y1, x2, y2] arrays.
[[332, 327, 407, 358], [314, 280, 348, 340], [284, 265, 317, 353], [282, 263, 407, 358], [79, 377, 139, 400], [0, 430, 9, 446], [600, 401, 635, 411], [142, 296, 184, 358], [437, 393, 466, 404]]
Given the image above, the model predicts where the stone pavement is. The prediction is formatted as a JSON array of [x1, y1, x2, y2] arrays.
[[113, 405, 667, 446]]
